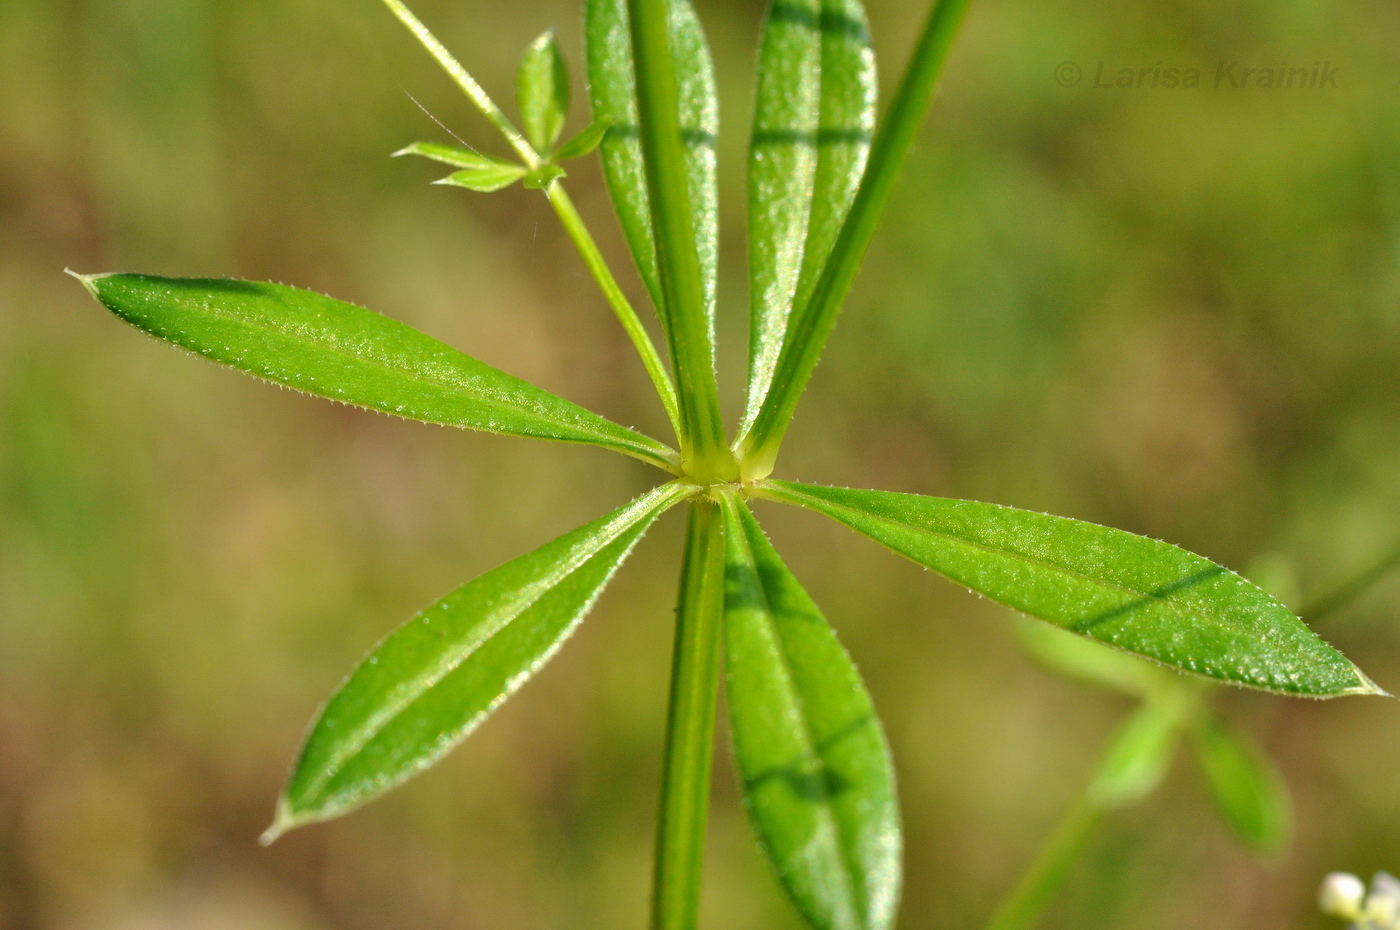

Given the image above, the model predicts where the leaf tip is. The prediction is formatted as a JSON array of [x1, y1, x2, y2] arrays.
[[1351, 666, 1392, 699], [65, 268, 110, 297], [259, 797, 306, 846]]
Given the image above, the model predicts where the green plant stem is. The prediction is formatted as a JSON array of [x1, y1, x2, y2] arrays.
[[983, 793, 1104, 930], [737, 0, 972, 478], [652, 499, 726, 930], [379, 0, 682, 442], [546, 184, 683, 438], [1302, 537, 1400, 622], [626, 0, 733, 480], [379, 0, 540, 167]]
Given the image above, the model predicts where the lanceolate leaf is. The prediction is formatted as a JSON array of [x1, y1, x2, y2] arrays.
[[77, 273, 678, 471], [584, 0, 719, 339], [744, 0, 876, 432], [517, 30, 571, 152], [737, 0, 971, 477], [437, 164, 528, 191], [720, 496, 899, 930], [1192, 717, 1292, 856], [267, 483, 689, 837], [393, 141, 514, 171], [761, 481, 1383, 697], [554, 118, 612, 161]]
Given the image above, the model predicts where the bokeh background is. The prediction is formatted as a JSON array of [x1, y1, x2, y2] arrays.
[[3, 0, 1399, 926]]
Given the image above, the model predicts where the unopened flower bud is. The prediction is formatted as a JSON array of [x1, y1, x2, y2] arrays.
[[1366, 873, 1400, 929], [1319, 872, 1365, 921]]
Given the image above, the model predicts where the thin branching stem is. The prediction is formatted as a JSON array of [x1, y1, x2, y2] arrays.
[[379, 0, 681, 438], [652, 499, 726, 930], [737, 0, 972, 478], [380, 0, 539, 167], [547, 185, 684, 438], [1302, 537, 1400, 623], [627, 0, 733, 478], [983, 792, 1103, 930]]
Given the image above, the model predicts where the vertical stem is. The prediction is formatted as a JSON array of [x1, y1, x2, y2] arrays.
[[627, 0, 733, 479], [653, 499, 726, 930], [983, 794, 1104, 930]]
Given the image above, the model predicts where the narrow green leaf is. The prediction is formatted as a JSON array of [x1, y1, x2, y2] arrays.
[[743, 0, 876, 433], [393, 141, 511, 171], [518, 30, 571, 152], [76, 272, 678, 471], [584, 0, 719, 340], [738, 0, 971, 479], [760, 481, 1384, 697], [1016, 618, 1174, 698], [1192, 717, 1292, 856], [555, 118, 613, 161], [720, 496, 899, 930], [436, 164, 528, 191], [1088, 702, 1181, 807], [267, 483, 688, 838], [614, 0, 729, 469]]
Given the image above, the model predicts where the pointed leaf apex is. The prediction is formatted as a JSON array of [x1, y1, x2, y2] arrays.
[[66, 268, 110, 297], [259, 797, 305, 846], [1348, 664, 1391, 698]]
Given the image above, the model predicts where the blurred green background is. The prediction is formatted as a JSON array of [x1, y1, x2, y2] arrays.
[[2, 0, 1399, 926]]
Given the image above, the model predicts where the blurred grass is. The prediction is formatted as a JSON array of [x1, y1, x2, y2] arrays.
[[2, 0, 1399, 927]]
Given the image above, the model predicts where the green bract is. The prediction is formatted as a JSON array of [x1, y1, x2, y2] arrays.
[[75, 0, 1385, 928]]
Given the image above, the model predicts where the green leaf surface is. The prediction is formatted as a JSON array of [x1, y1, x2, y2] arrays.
[[737, 0, 971, 478], [393, 141, 514, 171], [743, 0, 876, 432], [555, 118, 612, 160], [437, 164, 528, 191], [761, 481, 1382, 697], [1088, 702, 1181, 807], [584, 0, 719, 338], [268, 483, 688, 837], [1192, 717, 1292, 856], [721, 496, 899, 930], [78, 273, 677, 471], [1017, 618, 1174, 698], [518, 29, 571, 152]]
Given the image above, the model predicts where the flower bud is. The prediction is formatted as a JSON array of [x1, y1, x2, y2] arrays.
[[1366, 873, 1400, 929], [1319, 872, 1365, 920]]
